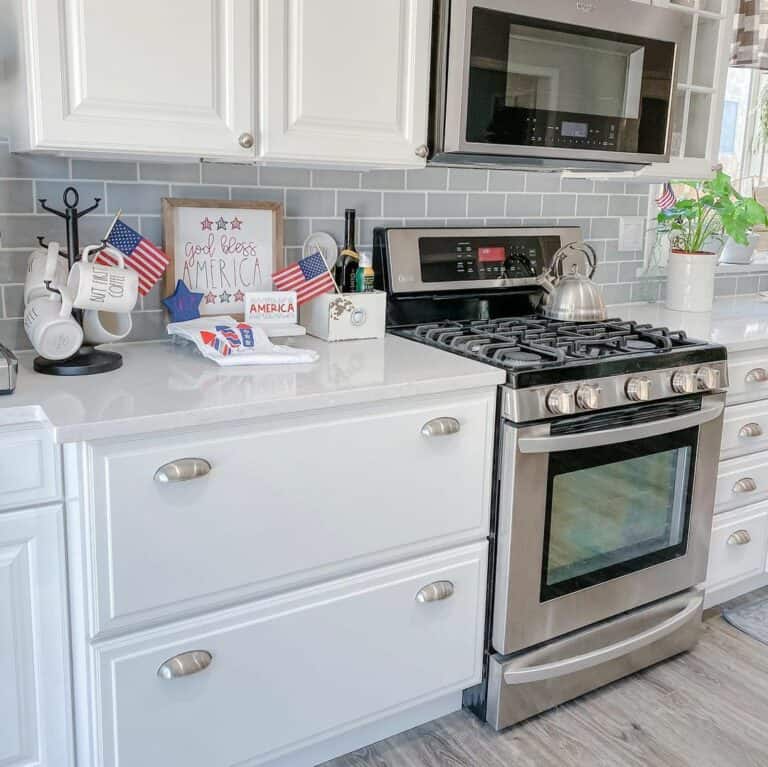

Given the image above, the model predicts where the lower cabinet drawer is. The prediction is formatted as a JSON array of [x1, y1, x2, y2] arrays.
[[706, 503, 768, 591], [93, 543, 487, 767], [715, 452, 768, 513], [721, 401, 768, 459]]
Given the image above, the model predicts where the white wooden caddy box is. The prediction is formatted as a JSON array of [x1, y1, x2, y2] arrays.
[[301, 290, 386, 342]]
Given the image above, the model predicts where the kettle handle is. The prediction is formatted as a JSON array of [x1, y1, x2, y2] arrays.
[[553, 241, 597, 279]]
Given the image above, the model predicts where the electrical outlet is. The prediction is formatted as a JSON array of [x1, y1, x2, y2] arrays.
[[618, 217, 644, 251]]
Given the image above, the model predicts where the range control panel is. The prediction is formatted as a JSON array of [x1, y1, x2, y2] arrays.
[[419, 235, 562, 283]]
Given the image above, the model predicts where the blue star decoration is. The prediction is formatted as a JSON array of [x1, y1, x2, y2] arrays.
[[162, 280, 205, 323], [215, 216, 228, 230]]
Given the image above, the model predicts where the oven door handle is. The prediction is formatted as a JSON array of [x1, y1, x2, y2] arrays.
[[517, 399, 724, 454], [502, 591, 703, 686]]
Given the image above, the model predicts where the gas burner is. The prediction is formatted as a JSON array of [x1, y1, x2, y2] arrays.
[[496, 350, 544, 368], [623, 339, 658, 351]]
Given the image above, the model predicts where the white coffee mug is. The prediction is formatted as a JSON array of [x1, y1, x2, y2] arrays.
[[24, 241, 69, 304], [68, 245, 139, 313], [24, 286, 83, 360], [82, 309, 133, 345]]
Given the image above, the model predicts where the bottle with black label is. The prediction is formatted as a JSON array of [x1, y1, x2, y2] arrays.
[[334, 208, 359, 292]]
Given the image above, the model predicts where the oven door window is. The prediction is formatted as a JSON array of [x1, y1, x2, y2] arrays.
[[466, 8, 675, 155], [541, 427, 697, 601]]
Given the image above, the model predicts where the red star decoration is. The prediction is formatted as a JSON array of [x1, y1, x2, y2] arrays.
[[234, 289, 245, 302], [204, 291, 217, 304], [230, 217, 243, 230], [201, 217, 213, 231]]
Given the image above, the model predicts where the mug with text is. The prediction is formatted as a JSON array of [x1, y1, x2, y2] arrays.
[[68, 245, 138, 313], [24, 286, 83, 360]]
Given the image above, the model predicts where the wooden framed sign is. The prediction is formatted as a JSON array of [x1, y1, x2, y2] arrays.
[[162, 198, 284, 316]]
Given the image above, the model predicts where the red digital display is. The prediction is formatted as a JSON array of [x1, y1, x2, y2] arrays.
[[478, 246, 506, 263]]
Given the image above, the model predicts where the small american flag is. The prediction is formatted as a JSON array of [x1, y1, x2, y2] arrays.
[[97, 219, 169, 296], [656, 182, 677, 211], [271, 252, 335, 305]]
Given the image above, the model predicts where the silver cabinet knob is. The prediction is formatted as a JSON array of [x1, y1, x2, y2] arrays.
[[154, 457, 212, 483], [575, 384, 601, 410], [745, 367, 768, 384], [546, 387, 576, 415], [727, 529, 752, 546], [626, 376, 652, 402], [421, 417, 460, 437], [671, 370, 697, 394], [238, 132, 255, 149], [415, 580, 454, 603], [733, 477, 758, 493], [157, 650, 212, 679], [696, 366, 720, 390], [414, 144, 429, 158], [738, 423, 764, 439]]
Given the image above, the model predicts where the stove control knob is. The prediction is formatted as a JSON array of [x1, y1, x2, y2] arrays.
[[697, 366, 720, 391], [576, 384, 601, 410], [626, 376, 653, 402], [671, 370, 697, 394], [546, 388, 576, 416]]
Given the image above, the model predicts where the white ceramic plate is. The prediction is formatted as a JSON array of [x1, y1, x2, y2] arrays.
[[303, 231, 338, 270]]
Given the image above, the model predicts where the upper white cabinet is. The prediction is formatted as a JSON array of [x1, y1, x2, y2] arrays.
[[0, 506, 72, 767], [257, 0, 432, 167], [9, 0, 255, 160]]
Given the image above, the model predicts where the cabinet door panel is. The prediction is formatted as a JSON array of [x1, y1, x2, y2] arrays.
[[259, 0, 431, 167], [27, 0, 254, 158], [0, 506, 71, 767]]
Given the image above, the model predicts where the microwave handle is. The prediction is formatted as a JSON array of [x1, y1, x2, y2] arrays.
[[503, 591, 703, 686], [517, 398, 723, 454]]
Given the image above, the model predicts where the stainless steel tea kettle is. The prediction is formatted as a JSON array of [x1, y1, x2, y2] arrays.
[[539, 241, 607, 322]]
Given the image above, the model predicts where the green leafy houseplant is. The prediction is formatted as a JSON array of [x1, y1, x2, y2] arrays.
[[656, 170, 768, 253]]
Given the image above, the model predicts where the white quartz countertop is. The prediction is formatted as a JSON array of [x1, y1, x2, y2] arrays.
[[609, 295, 768, 354], [1, 335, 505, 443]]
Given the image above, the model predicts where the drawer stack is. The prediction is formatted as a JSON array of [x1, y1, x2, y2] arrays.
[[67, 390, 496, 767], [707, 350, 768, 606]]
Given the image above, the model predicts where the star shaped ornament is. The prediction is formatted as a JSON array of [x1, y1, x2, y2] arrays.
[[162, 280, 204, 323]]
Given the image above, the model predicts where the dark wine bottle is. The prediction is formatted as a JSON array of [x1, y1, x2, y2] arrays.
[[334, 208, 360, 292]]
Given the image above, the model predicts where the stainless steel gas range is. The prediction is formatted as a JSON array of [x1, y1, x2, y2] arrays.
[[373, 225, 728, 730]]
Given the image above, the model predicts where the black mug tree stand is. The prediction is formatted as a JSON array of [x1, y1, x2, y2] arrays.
[[35, 186, 123, 375]]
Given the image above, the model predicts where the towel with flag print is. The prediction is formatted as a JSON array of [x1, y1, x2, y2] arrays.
[[271, 252, 335, 305], [97, 219, 169, 296], [656, 182, 677, 211]]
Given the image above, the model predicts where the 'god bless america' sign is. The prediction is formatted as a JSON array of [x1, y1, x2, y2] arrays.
[[245, 291, 297, 325]]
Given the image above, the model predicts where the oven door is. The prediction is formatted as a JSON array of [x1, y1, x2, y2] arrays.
[[442, 0, 686, 165], [492, 393, 724, 655]]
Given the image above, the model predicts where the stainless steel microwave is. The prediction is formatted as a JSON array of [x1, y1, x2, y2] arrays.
[[430, 0, 690, 171]]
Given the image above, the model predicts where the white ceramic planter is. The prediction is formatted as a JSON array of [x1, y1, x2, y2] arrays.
[[665, 250, 717, 313], [719, 232, 759, 265]]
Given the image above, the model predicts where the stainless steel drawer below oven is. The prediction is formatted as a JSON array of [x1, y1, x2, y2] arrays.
[[486, 587, 704, 730]]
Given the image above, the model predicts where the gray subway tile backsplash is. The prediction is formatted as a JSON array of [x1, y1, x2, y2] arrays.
[[1, 137, 764, 352]]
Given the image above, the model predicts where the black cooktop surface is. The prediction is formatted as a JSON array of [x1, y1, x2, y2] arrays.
[[391, 315, 727, 388]]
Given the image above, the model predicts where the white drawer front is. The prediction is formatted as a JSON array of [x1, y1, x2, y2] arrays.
[[706, 503, 768, 591], [88, 391, 495, 633], [727, 351, 768, 405], [715, 453, 768, 513], [720, 401, 768, 459], [0, 424, 60, 512], [95, 543, 487, 767]]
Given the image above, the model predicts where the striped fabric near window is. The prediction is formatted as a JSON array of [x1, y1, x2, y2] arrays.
[[733, 0, 768, 70]]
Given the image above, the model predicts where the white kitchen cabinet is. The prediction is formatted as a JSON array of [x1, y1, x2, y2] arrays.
[[567, 0, 735, 181], [8, 0, 255, 160], [258, 0, 432, 168], [0, 506, 72, 767]]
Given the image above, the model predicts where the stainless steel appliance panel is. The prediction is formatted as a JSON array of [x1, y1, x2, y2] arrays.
[[492, 393, 724, 655]]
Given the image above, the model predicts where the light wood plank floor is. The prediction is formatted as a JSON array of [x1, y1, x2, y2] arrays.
[[322, 599, 768, 767]]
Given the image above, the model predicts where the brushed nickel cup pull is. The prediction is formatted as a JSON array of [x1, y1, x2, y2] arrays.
[[727, 529, 752, 546], [738, 423, 764, 438], [745, 368, 768, 383], [421, 417, 461, 437], [415, 580, 454, 603], [238, 132, 254, 149], [157, 650, 212, 679], [154, 458, 212, 483], [733, 477, 758, 493]]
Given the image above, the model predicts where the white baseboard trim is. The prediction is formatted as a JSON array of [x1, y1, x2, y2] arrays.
[[705, 573, 768, 609]]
